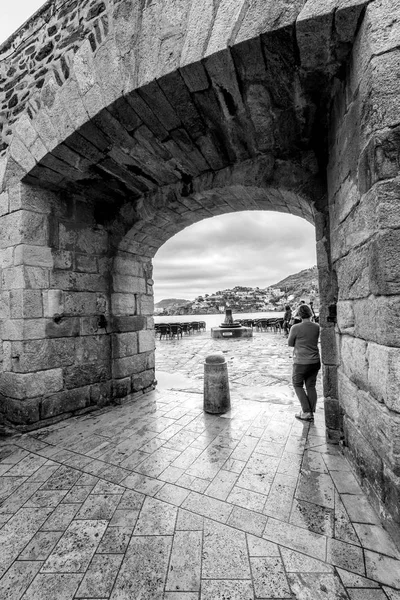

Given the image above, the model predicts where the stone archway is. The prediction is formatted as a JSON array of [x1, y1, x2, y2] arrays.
[[1, 0, 400, 542]]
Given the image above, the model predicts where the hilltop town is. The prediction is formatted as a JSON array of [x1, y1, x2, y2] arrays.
[[155, 266, 319, 316]]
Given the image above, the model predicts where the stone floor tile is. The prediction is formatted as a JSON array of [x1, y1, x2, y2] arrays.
[[222, 458, 246, 474], [176, 473, 209, 493], [165, 530, 202, 592], [227, 485, 267, 513], [383, 587, 400, 599], [365, 549, 400, 588], [0, 513, 12, 527], [353, 523, 400, 558], [41, 519, 108, 573], [176, 508, 205, 531], [24, 489, 69, 508], [330, 470, 363, 495], [40, 503, 80, 531], [290, 499, 334, 536], [334, 490, 360, 545], [323, 453, 352, 472], [280, 547, 333, 573], [20, 572, 83, 600], [278, 451, 303, 477], [341, 494, 381, 525], [109, 508, 140, 527], [200, 580, 254, 600], [263, 474, 297, 521], [0, 475, 28, 503], [0, 447, 29, 465], [75, 553, 124, 598], [91, 480, 125, 495], [19, 530, 64, 560], [164, 593, 199, 600], [227, 505, 268, 536], [110, 535, 172, 600], [40, 466, 82, 490], [287, 572, 349, 600], [133, 496, 178, 535], [121, 472, 165, 496], [74, 493, 121, 520], [336, 567, 380, 587], [204, 469, 237, 501], [159, 465, 186, 483], [250, 555, 292, 598], [61, 486, 93, 504], [263, 517, 327, 560], [0, 507, 52, 577], [202, 520, 251, 579], [171, 446, 204, 470], [181, 491, 233, 522], [0, 481, 43, 514], [117, 489, 145, 510], [119, 450, 150, 470], [255, 439, 285, 458], [4, 454, 47, 477], [0, 560, 43, 600], [28, 463, 60, 483], [295, 471, 335, 509], [230, 435, 259, 462], [76, 473, 99, 487], [326, 538, 365, 575], [246, 534, 279, 556], [155, 482, 191, 506], [347, 589, 388, 599], [302, 450, 329, 473], [97, 526, 133, 553]]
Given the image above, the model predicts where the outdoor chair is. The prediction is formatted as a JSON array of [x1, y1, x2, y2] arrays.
[[199, 321, 206, 331], [169, 324, 183, 338], [180, 323, 191, 334], [158, 325, 171, 340], [190, 322, 200, 333]]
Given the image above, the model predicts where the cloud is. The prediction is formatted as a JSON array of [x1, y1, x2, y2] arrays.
[[153, 211, 316, 302]]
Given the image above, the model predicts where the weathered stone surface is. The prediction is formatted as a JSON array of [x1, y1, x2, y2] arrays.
[[335, 244, 370, 300], [0, 369, 63, 399], [111, 332, 138, 359], [353, 296, 400, 347], [41, 387, 90, 419], [340, 335, 368, 391], [111, 316, 146, 333], [138, 331, 155, 354], [367, 343, 400, 413], [370, 230, 400, 296], [45, 317, 80, 339], [4, 398, 40, 424], [11, 339, 75, 373], [64, 362, 110, 389], [320, 327, 339, 365], [10, 290, 43, 319], [111, 293, 136, 316], [132, 369, 155, 393]]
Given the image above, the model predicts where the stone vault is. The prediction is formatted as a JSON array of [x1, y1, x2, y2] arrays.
[[1, 0, 400, 544]]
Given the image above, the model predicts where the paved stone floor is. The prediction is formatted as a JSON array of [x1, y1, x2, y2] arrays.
[[1, 330, 400, 599]]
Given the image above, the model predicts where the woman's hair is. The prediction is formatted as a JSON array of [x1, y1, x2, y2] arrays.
[[298, 304, 312, 319], [285, 305, 291, 310]]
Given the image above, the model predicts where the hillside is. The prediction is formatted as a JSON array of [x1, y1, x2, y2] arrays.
[[155, 298, 190, 311], [271, 266, 318, 295]]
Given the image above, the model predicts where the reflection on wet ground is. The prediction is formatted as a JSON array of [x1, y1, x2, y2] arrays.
[[0, 329, 399, 599]]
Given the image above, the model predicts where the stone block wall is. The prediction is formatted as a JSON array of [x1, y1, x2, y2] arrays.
[[327, 0, 400, 544], [0, 182, 155, 429]]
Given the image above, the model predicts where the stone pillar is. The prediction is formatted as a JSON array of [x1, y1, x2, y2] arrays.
[[0, 183, 112, 427], [327, 0, 400, 544], [111, 251, 156, 402]]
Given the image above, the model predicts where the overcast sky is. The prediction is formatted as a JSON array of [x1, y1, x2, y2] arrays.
[[153, 211, 316, 303], [0, 0, 46, 44], [3, 3, 317, 305]]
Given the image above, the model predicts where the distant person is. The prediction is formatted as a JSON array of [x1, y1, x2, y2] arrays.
[[290, 299, 306, 325], [288, 303, 320, 421], [283, 305, 292, 336]]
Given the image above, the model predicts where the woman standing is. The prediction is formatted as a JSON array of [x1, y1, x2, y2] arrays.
[[288, 303, 320, 421]]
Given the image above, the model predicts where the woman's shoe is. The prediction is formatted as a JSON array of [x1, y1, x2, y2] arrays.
[[295, 412, 313, 421]]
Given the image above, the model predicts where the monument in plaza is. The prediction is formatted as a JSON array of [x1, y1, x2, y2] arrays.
[[211, 308, 253, 339]]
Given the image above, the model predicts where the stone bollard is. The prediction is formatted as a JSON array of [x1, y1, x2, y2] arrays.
[[203, 354, 231, 414]]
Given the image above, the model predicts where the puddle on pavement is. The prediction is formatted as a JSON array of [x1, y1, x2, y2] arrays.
[[155, 370, 201, 393], [231, 383, 294, 405]]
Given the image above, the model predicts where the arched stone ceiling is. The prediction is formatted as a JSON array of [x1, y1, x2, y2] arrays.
[[0, 0, 369, 246]]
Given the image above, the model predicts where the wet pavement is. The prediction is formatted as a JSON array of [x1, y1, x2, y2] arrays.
[[1, 328, 400, 599]]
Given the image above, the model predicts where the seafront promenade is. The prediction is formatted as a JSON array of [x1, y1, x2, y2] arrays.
[[0, 329, 399, 599]]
